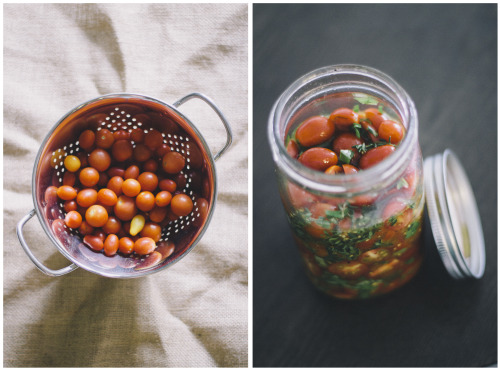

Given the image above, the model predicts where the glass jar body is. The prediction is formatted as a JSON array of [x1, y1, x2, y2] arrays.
[[269, 65, 424, 299]]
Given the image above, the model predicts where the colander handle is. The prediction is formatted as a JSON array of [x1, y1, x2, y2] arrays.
[[16, 209, 78, 277], [173, 92, 233, 161]]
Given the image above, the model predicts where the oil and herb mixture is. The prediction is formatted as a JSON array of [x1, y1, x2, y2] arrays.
[[280, 92, 424, 299]]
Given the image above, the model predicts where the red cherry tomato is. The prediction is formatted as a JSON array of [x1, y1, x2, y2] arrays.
[[95, 128, 115, 149], [170, 194, 193, 216], [364, 108, 386, 130], [328, 108, 358, 130], [112, 140, 133, 162], [359, 145, 395, 169], [378, 120, 405, 144], [298, 147, 338, 171], [88, 148, 111, 172], [162, 152, 186, 174], [332, 133, 363, 162], [295, 116, 335, 147]]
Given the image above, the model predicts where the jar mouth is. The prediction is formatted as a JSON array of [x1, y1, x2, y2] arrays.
[[268, 64, 418, 195]]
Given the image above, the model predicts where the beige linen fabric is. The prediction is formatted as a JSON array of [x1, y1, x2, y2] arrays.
[[4, 3, 248, 367]]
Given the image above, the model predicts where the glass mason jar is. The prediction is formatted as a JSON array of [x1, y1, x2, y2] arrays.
[[268, 65, 424, 299]]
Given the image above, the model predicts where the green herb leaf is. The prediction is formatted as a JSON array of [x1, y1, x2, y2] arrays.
[[405, 221, 420, 239], [352, 93, 378, 105], [388, 215, 398, 226], [378, 105, 384, 114], [339, 149, 354, 164], [353, 104, 360, 113], [352, 123, 362, 139]]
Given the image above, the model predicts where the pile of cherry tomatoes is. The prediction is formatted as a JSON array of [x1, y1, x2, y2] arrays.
[[287, 106, 405, 173], [54, 125, 195, 258]]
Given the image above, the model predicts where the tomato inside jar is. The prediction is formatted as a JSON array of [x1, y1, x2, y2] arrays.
[[274, 87, 424, 299]]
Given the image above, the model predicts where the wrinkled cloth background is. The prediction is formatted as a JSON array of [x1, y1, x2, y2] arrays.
[[4, 3, 248, 367]]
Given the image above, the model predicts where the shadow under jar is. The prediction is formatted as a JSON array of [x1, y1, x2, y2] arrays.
[[268, 65, 424, 299]]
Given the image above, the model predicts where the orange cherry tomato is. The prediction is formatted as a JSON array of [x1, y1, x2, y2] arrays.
[[159, 179, 177, 193], [103, 216, 122, 235], [83, 234, 104, 251], [97, 188, 118, 206], [88, 148, 111, 172], [149, 206, 168, 223], [107, 176, 124, 196], [140, 222, 162, 242], [134, 237, 156, 255], [170, 194, 193, 216], [64, 210, 82, 229], [137, 172, 158, 192], [359, 145, 395, 169], [85, 205, 109, 227], [104, 234, 119, 256], [342, 164, 359, 175], [79, 220, 95, 236], [162, 151, 186, 174], [155, 191, 172, 207], [76, 188, 98, 207], [295, 116, 335, 147], [325, 165, 342, 174], [122, 178, 141, 197], [114, 195, 137, 221], [136, 191, 155, 212], [124, 165, 140, 180], [56, 185, 77, 200], [328, 108, 358, 130], [298, 147, 338, 171], [364, 107, 386, 130], [79, 167, 100, 187], [378, 120, 405, 144], [118, 237, 135, 255]]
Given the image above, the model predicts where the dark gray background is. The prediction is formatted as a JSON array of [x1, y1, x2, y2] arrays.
[[253, 4, 497, 367]]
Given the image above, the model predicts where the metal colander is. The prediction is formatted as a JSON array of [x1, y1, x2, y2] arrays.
[[17, 93, 232, 278]]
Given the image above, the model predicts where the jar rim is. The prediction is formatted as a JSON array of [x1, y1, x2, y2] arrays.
[[268, 64, 419, 195]]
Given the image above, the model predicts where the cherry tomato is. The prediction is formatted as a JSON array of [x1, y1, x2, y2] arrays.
[[328, 108, 358, 130], [342, 164, 359, 175], [156, 143, 171, 157], [124, 165, 140, 179], [119, 237, 135, 255], [112, 140, 133, 162], [107, 166, 125, 178], [83, 234, 104, 251], [170, 194, 193, 216], [114, 195, 137, 221], [130, 128, 144, 143], [122, 178, 141, 197], [88, 148, 111, 172], [77, 188, 98, 207], [136, 191, 155, 212], [95, 128, 115, 149], [359, 145, 395, 169], [97, 172, 109, 188], [103, 216, 122, 235], [85, 205, 109, 227], [378, 120, 405, 144], [64, 210, 82, 229], [368, 259, 403, 279], [332, 133, 363, 162], [134, 237, 156, 255], [64, 155, 81, 172], [159, 179, 177, 193], [153, 191, 172, 209], [79, 167, 100, 187], [56, 185, 77, 200], [137, 172, 158, 192], [44, 186, 58, 204], [325, 165, 342, 174], [298, 147, 338, 171], [79, 130, 95, 150], [144, 129, 163, 150], [140, 222, 162, 242], [162, 151, 186, 174], [364, 107, 386, 130], [133, 144, 152, 162], [383, 200, 413, 230], [64, 200, 78, 212], [143, 159, 158, 173], [295, 115, 335, 147], [107, 176, 124, 196], [149, 206, 168, 223], [286, 183, 317, 209], [97, 188, 118, 206], [79, 220, 95, 236], [104, 234, 119, 256]]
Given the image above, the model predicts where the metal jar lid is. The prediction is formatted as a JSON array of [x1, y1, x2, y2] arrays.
[[423, 149, 486, 279]]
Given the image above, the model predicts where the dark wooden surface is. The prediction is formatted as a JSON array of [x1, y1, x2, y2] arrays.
[[253, 4, 497, 367]]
